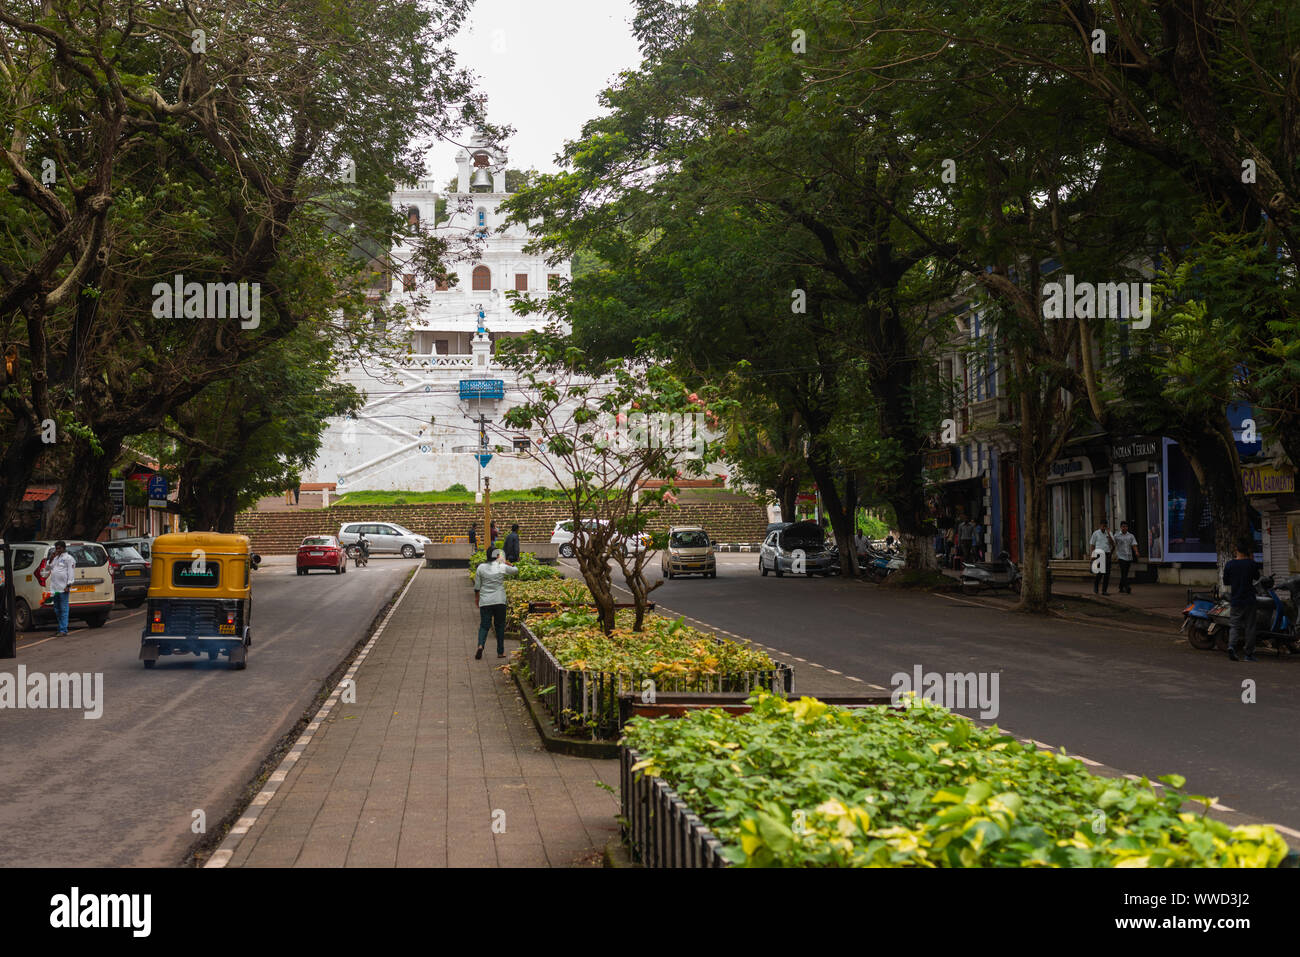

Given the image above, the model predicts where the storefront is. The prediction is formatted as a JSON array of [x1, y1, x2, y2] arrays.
[[1161, 438, 1262, 564], [1243, 464, 1297, 578], [1047, 453, 1109, 560], [1109, 436, 1162, 568]]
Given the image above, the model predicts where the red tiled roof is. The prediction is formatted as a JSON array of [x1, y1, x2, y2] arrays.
[[23, 487, 56, 502]]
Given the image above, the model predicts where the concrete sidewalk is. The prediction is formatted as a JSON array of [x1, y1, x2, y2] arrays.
[[223, 565, 620, 867]]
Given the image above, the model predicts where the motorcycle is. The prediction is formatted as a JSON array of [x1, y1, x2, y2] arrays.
[[1184, 575, 1300, 655], [860, 547, 905, 582], [960, 551, 1021, 595], [347, 537, 370, 568]]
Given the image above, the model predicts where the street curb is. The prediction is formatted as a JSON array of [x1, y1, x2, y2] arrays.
[[201, 566, 424, 869], [510, 665, 621, 760]]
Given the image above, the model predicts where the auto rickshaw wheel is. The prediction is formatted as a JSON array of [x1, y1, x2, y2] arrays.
[[208, 650, 219, 661], [143, 659, 156, 669]]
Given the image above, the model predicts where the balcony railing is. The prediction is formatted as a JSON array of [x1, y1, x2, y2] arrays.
[[968, 395, 1012, 430], [392, 354, 475, 369]]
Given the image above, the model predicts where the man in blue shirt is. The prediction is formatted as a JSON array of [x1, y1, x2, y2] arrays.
[[1222, 536, 1261, 662]]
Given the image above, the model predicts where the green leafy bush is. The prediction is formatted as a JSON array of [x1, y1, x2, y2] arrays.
[[531, 610, 774, 677], [503, 577, 591, 627], [469, 550, 562, 581], [623, 693, 1289, 868]]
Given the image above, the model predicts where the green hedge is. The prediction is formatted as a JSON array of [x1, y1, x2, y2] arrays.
[[623, 693, 1289, 868], [468, 550, 560, 581]]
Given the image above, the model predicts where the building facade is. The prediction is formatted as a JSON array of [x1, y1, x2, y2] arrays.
[[306, 130, 574, 493]]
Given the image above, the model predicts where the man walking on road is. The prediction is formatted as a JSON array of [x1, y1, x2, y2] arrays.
[[504, 523, 521, 563], [1113, 521, 1140, 593], [1223, 536, 1261, 662], [46, 541, 77, 637], [1089, 520, 1115, 595], [473, 547, 517, 659]]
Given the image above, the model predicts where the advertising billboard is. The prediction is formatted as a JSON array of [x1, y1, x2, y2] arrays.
[[1162, 439, 1261, 562]]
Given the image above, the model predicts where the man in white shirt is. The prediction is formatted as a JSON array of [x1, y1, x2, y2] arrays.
[[1112, 520, 1140, 594], [854, 531, 870, 557], [1088, 520, 1115, 596], [46, 541, 78, 636], [473, 547, 518, 659]]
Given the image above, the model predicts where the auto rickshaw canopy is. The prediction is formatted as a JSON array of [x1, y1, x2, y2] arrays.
[[148, 532, 256, 599]]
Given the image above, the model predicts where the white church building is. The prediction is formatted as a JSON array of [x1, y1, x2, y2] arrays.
[[306, 130, 575, 493]]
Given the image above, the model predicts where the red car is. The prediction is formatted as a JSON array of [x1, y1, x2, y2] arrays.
[[296, 535, 347, 575]]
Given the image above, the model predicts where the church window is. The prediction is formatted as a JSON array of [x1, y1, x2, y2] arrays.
[[472, 266, 491, 291], [515, 273, 528, 291], [477, 208, 487, 227]]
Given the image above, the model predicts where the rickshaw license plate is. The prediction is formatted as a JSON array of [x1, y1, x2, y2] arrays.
[[219, 624, 236, 634], [151, 623, 165, 633]]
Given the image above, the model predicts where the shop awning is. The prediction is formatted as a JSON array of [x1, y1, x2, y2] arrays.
[[22, 486, 56, 502]]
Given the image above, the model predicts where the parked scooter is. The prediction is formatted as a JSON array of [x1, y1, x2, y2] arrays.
[[960, 551, 1021, 595], [861, 547, 905, 582], [1184, 575, 1300, 655]]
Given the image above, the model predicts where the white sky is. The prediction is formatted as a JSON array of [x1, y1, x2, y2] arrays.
[[423, 0, 643, 179]]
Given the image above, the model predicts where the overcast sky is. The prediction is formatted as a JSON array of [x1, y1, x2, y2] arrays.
[[424, 0, 644, 179]]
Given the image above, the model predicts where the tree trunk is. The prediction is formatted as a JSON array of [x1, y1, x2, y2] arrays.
[[889, 453, 939, 573], [46, 434, 122, 540], [1178, 424, 1249, 581], [775, 474, 798, 526], [1017, 466, 1052, 612], [805, 449, 858, 577], [0, 419, 42, 536]]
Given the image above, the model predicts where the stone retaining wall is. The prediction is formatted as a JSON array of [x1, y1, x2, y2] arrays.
[[235, 500, 769, 554]]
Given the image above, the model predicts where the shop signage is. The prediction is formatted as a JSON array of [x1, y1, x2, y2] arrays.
[[458, 378, 504, 400], [1047, 456, 1094, 482], [924, 448, 956, 470], [1242, 465, 1295, 496], [109, 480, 125, 513], [795, 493, 817, 504], [1110, 437, 1159, 462]]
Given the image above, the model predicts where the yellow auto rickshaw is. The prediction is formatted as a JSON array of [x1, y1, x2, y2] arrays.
[[139, 532, 261, 670]]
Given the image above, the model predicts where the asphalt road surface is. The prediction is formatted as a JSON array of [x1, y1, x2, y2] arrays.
[[584, 553, 1300, 832], [0, 556, 415, 867]]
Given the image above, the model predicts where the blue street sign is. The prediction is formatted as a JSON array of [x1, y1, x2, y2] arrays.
[[147, 476, 168, 499], [459, 378, 505, 400], [476, 453, 493, 468]]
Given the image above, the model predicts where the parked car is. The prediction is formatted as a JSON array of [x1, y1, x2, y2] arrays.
[[297, 535, 347, 575], [102, 541, 150, 607], [550, 519, 650, 559], [661, 526, 716, 579], [6, 540, 116, 631], [765, 521, 792, 538], [113, 536, 154, 562], [337, 522, 431, 558], [758, 521, 840, 577]]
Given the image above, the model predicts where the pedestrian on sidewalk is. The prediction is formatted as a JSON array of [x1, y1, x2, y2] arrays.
[[504, 523, 521, 563], [468, 523, 478, 550], [489, 520, 499, 545], [1089, 520, 1115, 595], [1113, 521, 1140, 593], [45, 541, 77, 636], [1223, 536, 1261, 662], [473, 547, 517, 659], [958, 517, 974, 564]]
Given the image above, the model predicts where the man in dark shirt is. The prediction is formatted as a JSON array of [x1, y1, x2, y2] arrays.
[[1222, 536, 1261, 662], [504, 523, 521, 563], [468, 523, 478, 550]]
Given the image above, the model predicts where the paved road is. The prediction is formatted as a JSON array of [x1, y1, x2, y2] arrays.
[[0, 556, 415, 866], [579, 553, 1300, 831]]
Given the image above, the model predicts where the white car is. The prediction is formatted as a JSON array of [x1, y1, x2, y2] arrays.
[[5, 540, 116, 631], [550, 519, 649, 559], [337, 522, 431, 558]]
